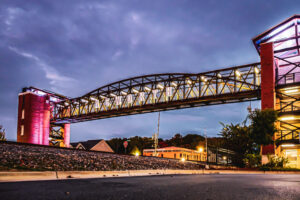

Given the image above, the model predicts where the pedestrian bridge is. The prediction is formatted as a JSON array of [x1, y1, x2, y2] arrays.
[[27, 63, 261, 124]]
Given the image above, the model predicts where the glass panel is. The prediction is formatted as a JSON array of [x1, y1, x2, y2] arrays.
[[265, 21, 294, 41], [270, 27, 295, 43]]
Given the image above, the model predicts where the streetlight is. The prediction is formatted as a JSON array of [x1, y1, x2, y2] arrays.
[[198, 147, 204, 153], [197, 147, 204, 162]]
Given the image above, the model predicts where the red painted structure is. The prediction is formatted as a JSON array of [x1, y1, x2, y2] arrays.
[[17, 89, 70, 147], [260, 43, 276, 155], [63, 123, 70, 148], [17, 92, 50, 145]]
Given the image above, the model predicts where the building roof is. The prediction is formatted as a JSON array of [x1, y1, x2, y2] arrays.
[[71, 140, 103, 150], [143, 146, 194, 152], [80, 140, 103, 150], [252, 14, 300, 59]]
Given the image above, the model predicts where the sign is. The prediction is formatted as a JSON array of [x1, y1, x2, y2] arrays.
[[123, 141, 128, 149]]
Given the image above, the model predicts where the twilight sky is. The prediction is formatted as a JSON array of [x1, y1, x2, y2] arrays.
[[0, 0, 299, 142]]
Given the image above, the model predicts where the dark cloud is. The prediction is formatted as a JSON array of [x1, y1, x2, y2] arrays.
[[0, 0, 299, 141]]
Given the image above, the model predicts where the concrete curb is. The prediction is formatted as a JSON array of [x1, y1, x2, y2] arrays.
[[1, 170, 300, 182]]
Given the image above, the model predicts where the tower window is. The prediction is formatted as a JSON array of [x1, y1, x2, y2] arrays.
[[21, 125, 24, 136], [21, 109, 25, 119]]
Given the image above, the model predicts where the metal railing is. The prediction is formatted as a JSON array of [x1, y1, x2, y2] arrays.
[[277, 72, 300, 85]]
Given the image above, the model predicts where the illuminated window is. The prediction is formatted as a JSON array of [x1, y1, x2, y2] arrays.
[[21, 109, 25, 119], [20, 125, 24, 136]]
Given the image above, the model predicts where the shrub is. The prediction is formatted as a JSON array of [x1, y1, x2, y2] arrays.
[[243, 154, 261, 168]]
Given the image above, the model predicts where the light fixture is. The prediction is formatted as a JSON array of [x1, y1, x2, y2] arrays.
[[186, 79, 192, 85], [135, 152, 140, 157], [285, 89, 299, 94], [110, 93, 117, 97], [100, 95, 107, 99], [280, 116, 295, 121], [235, 70, 241, 77], [121, 91, 128, 95], [64, 102, 69, 106], [281, 144, 296, 147], [81, 99, 88, 103], [201, 76, 205, 81], [90, 96, 98, 101], [217, 73, 222, 78], [171, 82, 178, 87], [254, 67, 259, 74], [132, 88, 139, 94], [157, 84, 164, 90], [198, 147, 204, 153], [144, 86, 151, 92], [181, 158, 185, 162], [35, 91, 46, 96]]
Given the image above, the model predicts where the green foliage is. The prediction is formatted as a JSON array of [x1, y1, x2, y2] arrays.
[[219, 122, 254, 167], [263, 155, 288, 168], [166, 133, 183, 147], [107, 138, 128, 154], [243, 154, 261, 168], [0, 125, 6, 141], [107, 136, 153, 154], [248, 109, 278, 146], [165, 133, 205, 149], [219, 108, 279, 167]]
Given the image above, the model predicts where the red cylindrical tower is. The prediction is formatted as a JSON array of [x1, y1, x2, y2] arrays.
[[17, 91, 51, 145]]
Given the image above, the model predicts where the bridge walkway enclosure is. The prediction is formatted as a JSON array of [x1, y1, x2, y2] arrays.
[[253, 15, 300, 168], [16, 15, 300, 168]]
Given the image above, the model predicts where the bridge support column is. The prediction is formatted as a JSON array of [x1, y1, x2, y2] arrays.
[[49, 123, 71, 147], [260, 42, 276, 163], [17, 91, 50, 145], [63, 123, 70, 148]]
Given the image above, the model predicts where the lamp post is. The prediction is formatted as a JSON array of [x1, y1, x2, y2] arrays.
[[198, 147, 204, 162], [205, 129, 209, 169]]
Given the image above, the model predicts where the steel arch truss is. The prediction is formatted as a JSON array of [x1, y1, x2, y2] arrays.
[[51, 63, 261, 123]]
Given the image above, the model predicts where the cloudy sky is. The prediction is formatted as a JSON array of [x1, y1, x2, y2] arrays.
[[0, 0, 299, 141]]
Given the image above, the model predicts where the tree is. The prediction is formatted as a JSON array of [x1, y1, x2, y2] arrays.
[[0, 125, 6, 141], [219, 108, 279, 167], [248, 108, 278, 146], [219, 122, 254, 167], [166, 133, 183, 147]]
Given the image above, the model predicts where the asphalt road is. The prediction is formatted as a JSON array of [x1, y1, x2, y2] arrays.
[[1, 174, 300, 200]]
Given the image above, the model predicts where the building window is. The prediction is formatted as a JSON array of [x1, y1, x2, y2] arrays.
[[174, 154, 176, 159], [180, 153, 182, 158], [21, 109, 25, 119], [20, 125, 24, 136]]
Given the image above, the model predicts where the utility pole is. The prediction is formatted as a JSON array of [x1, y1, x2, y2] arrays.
[[152, 112, 160, 157], [205, 129, 209, 169]]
